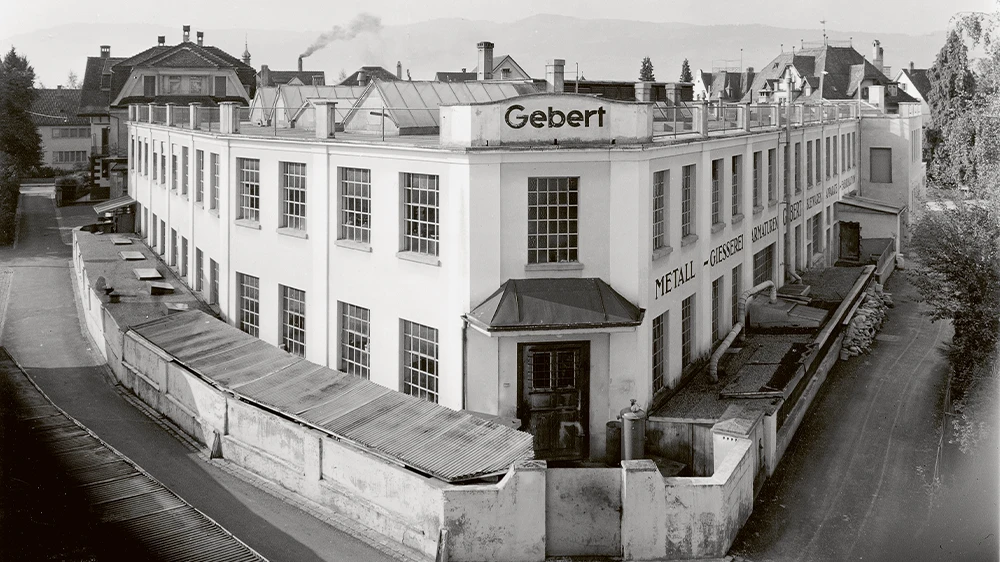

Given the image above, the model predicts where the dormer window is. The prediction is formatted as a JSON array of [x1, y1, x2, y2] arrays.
[[100, 74, 111, 90], [861, 86, 869, 99], [888, 84, 897, 96], [501, 68, 511, 80]]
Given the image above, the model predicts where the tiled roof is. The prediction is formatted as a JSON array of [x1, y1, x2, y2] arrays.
[[79, 56, 126, 116], [261, 70, 326, 87], [435, 72, 477, 83], [902, 68, 931, 98], [339, 66, 399, 86], [32, 88, 90, 126]]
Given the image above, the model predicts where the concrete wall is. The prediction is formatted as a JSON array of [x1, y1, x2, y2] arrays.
[[646, 418, 715, 476], [546, 468, 622, 556]]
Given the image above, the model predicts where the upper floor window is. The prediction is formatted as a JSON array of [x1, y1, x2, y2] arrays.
[[340, 168, 370, 243], [214, 76, 227, 97], [681, 165, 695, 237], [210, 153, 219, 210], [402, 173, 440, 256], [190, 77, 205, 95], [281, 162, 307, 230], [752, 151, 762, 209], [731, 155, 742, 218], [166, 76, 182, 94], [143, 76, 155, 97], [528, 177, 578, 264], [711, 159, 722, 225], [652, 170, 668, 250], [237, 157, 260, 222], [767, 148, 776, 202], [870, 148, 893, 183]]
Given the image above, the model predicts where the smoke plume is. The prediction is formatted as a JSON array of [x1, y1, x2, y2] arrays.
[[300, 13, 382, 59]]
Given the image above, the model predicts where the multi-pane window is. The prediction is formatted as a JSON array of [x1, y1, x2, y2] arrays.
[[783, 145, 790, 199], [180, 236, 188, 278], [170, 228, 177, 266], [767, 148, 776, 202], [159, 221, 165, 255], [195, 150, 204, 203], [150, 212, 157, 247], [814, 141, 821, 185], [152, 146, 157, 181], [753, 244, 775, 285], [52, 151, 88, 163], [731, 155, 741, 218], [237, 273, 260, 337], [171, 151, 178, 190], [280, 285, 306, 357], [852, 133, 857, 169], [195, 248, 203, 292], [652, 170, 667, 250], [281, 162, 307, 230], [712, 276, 723, 342], [843, 135, 848, 171], [731, 264, 742, 327], [711, 159, 722, 225], [237, 158, 260, 221], [752, 151, 761, 209], [144, 141, 149, 175], [182, 146, 189, 195], [402, 319, 438, 403], [681, 165, 694, 237], [807, 140, 814, 187], [402, 173, 440, 256], [129, 136, 134, 169], [160, 150, 166, 185], [794, 143, 802, 193], [210, 153, 219, 210], [340, 167, 370, 242], [340, 302, 370, 379], [652, 312, 667, 393], [812, 212, 822, 254], [527, 177, 578, 264], [832, 135, 838, 176], [209, 259, 219, 305], [825, 137, 831, 179], [870, 148, 892, 183], [681, 295, 694, 368]]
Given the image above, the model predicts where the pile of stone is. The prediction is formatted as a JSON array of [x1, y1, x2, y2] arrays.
[[841, 283, 893, 358]]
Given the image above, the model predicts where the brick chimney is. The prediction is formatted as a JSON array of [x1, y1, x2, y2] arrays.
[[183, 25, 191, 43], [260, 65, 271, 87], [909, 61, 914, 72], [545, 59, 565, 93], [298, 56, 303, 73], [397, 61, 402, 80], [477, 41, 494, 81], [357, 70, 368, 86], [100, 45, 110, 58], [158, 36, 166, 46], [872, 39, 884, 73], [197, 31, 204, 46]]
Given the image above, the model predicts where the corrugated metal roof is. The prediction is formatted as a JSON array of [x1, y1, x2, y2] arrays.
[[131, 311, 534, 482], [94, 196, 136, 214], [0, 347, 267, 562]]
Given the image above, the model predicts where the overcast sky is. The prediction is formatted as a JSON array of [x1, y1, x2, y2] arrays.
[[2, 0, 994, 40]]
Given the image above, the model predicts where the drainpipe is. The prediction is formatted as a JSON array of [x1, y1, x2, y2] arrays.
[[462, 318, 469, 410], [738, 280, 778, 328], [708, 280, 778, 382]]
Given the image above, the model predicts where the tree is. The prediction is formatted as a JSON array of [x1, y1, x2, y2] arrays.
[[0, 47, 42, 176], [66, 70, 80, 89], [337, 68, 348, 82], [679, 58, 693, 82], [638, 57, 654, 82], [925, 30, 977, 187]]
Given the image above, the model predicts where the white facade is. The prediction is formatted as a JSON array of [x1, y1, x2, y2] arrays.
[[127, 94, 922, 462]]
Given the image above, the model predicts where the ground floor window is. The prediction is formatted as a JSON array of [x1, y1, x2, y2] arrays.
[[652, 312, 667, 393], [681, 295, 694, 368], [753, 244, 774, 286], [712, 276, 723, 342], [339, 302, 370, 379], [732, 264, 743, 326], [170, 229, 177, 266], [402, 319, 438, 403], [180, 237, 188, 278], [195, 248, 203, 292], [237, 273, 259, 337], [209, 259, 219, 305], [280, 285, 306, 357]]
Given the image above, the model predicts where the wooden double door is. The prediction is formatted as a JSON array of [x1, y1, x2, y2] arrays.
[[518, 342, 590, 461]]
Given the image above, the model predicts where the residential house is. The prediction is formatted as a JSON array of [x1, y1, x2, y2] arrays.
[[339, 65, 400, 86], [435, 41, 532, 82], [694, 68, 756, 102], [894, 62, 932, 117], [258, 63, 326, 89], [32, 87, 92, 171], [77, 45, 126, 159]]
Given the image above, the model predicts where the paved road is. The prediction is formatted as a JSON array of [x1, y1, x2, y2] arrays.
[[0, 191, 404, 562], [729, 274, 988, 561]]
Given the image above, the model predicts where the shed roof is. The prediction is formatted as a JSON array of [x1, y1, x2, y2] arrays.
[[130, 310, 534, 482], [467, 278, 644, 332], [339, 65, 399, 86], [836, 196, 905, 214]]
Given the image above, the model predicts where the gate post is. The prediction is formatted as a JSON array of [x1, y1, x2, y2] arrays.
[[620, 459, 666, 560]]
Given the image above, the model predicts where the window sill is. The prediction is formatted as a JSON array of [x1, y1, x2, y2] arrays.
[[525, 261, 584, 272], [768, 199, 779, 208], [234, 219, 261, 230], [731, 213, 745, 226], [208, 208, 219, 218], [277, 227, 308, 239], [396, 251, 440, 267], [710, 222, 725, 234], [336, 239, 372, 252], [752, 206, 764, 216], [680, 234, 699, 247], [651, 246, 673, 261]]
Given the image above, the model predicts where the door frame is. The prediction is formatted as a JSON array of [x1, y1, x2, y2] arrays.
[[516, 340, 590, 461]]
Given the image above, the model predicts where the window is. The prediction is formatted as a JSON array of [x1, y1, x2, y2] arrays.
[[653, 170, 667, 250], [143, 75, 155, 96], [281, 162, 307, 230], [402, 319, 438, 403], [812, 213, 822, 254], [52, 151, 88, 163], [210, 153, 219, 210], [794, 143, 802, 193], [402, 172, 441, 256], [160, 150, 166, 185], [182, 146, 189, 195], [280, 286, 306, 357], [731, 264, 742, 327], [180, 236, 188, 278], [852, 133, 857, 169], [843, 135, 848, 171], [753, 244, 775, 285], [814, 141, 821, 185], [190, 77, 204, 95], [652, 312, 667, 393], [711, 159, 722, 225], [171, 151, 178, 190], [214, 76, 227, 97], [825, 137, 831, 179], [144, 141, 149, 175], [783, 145, 790, 199], [150, 213, 157, 247], [237, 158, 260, 221], [806, 140, 813, 187], [712, 276, 723, 342], [129, 136, 134, 169], [752, 151, 761, 209], [527, 177, 577, 263], [170, 228, 177, 266], [237, 273, 260, 337], [195, 248, 203, 292], [731, 155, 742, 218], [209, 259, 219, 305], [767, 148, 776, 202], [340, 302, 370, 379], [159, 221, 165, 255], [681, 295, 694, 368], [681, 165, 694, 237], [52, 127, 89, 139], [166, 75, 182, 94], [340, 167, 370, 242], [195, 150, 204, 203], [870, 148, 892, 183], [832, 135, 838, 176]]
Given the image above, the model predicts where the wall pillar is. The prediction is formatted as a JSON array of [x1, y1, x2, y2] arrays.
[[313, 100, 338, 139], [189, 103, 202, 130], [219, 102, 240, 134], [741, 102, 752, 132], [634, 82, 652, 103], [620, 459, 666, 560], [164, 103, 175, 127], [147, 103, 155, 124]]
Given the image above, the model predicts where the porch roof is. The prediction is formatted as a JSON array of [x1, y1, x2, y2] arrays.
[[466, 278, 644, 333]]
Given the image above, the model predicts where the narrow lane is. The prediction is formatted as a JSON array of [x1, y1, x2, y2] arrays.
[[731, 274, 956, 561], [0, 192, 404, 562]]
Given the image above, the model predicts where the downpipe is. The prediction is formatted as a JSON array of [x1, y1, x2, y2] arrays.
[[708, 281, 779, 383]]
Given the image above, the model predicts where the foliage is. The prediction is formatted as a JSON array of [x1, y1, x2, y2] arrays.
[[0, 158, 18, 245], [639, 57, 655, 82], [0, 47, 42, 176], [66, 70, 80, 89], [337, 68, 348, 82], [679, 58, 693, 83]]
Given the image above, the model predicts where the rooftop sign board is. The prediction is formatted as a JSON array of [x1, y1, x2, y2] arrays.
[[440, 94, 653, 147]]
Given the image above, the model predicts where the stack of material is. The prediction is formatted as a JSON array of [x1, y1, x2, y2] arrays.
[[842, 283, 894, 358]]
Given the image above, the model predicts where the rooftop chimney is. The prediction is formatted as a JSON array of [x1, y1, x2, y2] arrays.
[[477, 41, 494, 81], [357, 70, 368, 86], [157, 36, 166, 46], [396, 61, 402, 80], [909, 61, 914, 72], [260, 64, 270, 87], [298, 56, 303, 73], [183, 25, 191, 43], [197, 31, 204, 46], [545, 59, 565, 93], [100, 45, 110, 58], [872, 39, 884, 73]]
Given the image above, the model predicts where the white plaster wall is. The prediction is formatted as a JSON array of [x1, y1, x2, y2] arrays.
[[545, 468, 622, 556]]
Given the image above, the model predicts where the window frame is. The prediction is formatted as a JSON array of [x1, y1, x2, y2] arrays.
[[652, 170, 667, 250], [401, 172, 441, 257], [280, 285, 306, 357], [339, 167, 371, 243], [401, 319, 439, 403], [681, 164, 695, 237], [237, 272, 260, 337], [527, 176, 579, 264], [339, 302, 370, 380], [237, 157, 260, 222], [281, 161, 308, 230]]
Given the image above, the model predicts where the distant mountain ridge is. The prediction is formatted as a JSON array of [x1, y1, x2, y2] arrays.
[[5, 16, 944, 90]]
